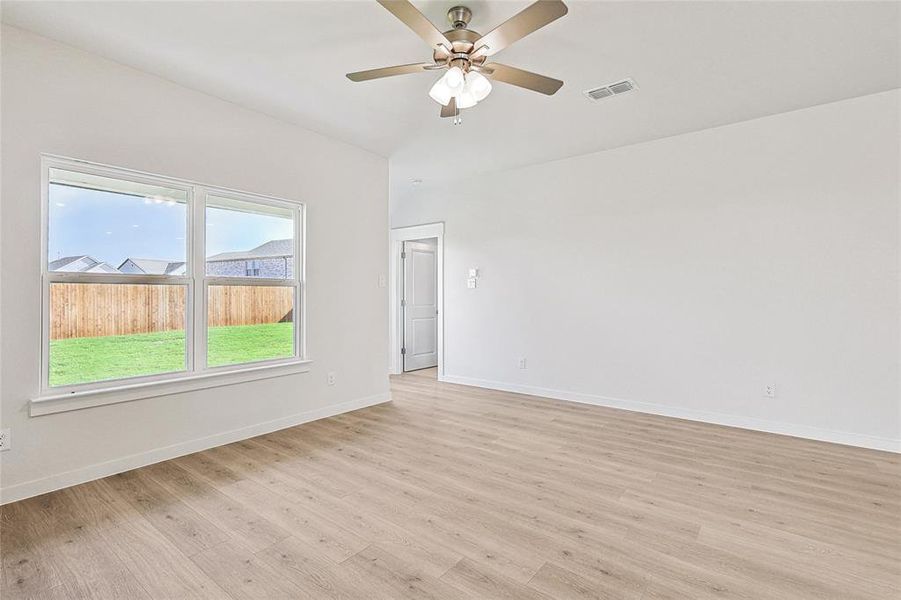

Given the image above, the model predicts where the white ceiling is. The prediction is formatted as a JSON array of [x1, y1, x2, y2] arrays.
[[3, 1, 899, 197]]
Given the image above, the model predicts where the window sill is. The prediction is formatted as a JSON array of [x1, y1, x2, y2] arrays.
[[30, 360, 313, 416]]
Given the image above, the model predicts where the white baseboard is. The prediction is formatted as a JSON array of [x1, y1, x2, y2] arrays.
[[439, 374, 901, 454], [0, 392, 391, 505]]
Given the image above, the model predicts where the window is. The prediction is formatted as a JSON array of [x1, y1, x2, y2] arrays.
[[205, 195, 297, 368], [41, 156, 304, 396]]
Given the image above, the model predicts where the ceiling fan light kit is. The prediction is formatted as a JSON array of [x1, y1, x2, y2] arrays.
[[429, 67, 490, 109], [347, 0, 568, 120]]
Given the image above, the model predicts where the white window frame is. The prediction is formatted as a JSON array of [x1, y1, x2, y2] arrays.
[[33, 155, 309, 416]]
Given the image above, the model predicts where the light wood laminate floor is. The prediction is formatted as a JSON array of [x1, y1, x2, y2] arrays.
[[2, 368, 899, 599]]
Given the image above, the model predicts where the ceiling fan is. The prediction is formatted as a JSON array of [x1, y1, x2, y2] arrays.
[[347, 0, 568, 119]]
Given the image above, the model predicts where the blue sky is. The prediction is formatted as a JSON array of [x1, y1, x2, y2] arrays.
[[49, 184, 293, 267]]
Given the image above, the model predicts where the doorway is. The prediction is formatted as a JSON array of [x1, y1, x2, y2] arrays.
[[389, 223, 444, 377]]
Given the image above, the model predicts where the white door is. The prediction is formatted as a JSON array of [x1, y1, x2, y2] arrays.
[[403, 241, 438, 371]]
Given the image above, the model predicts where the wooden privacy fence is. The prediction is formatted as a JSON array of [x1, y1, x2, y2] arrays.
[[50, 283, 185, 341], [50, 283, 293, 340], [207, 285, 294, 328]]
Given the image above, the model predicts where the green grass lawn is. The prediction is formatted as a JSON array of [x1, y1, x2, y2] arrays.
[[49, 322, 294, 387]]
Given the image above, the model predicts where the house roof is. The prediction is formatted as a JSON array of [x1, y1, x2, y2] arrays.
[[49, 255, 119, 273], [119, 258, 186, 275], [84, 263, 121, 274], [207, 239, 292, 262], [49, 255, 90, 270]]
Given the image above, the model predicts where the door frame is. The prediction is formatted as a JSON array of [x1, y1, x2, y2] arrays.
[[389, 223, 444, 377]]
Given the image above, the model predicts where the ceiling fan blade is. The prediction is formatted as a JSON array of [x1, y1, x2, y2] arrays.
[[346, 62, 434, 82], [377, 0, 452, 50], [473, 1, 567, 57], [481, 63, 563, 95], [440, 97, 457, 118]]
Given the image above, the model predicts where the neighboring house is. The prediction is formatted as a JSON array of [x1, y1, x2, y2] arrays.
[[49, 255, 120, 274], [118, 258, 187, 275], [206, 238, 294, 278], [54, 242, 290, 279]]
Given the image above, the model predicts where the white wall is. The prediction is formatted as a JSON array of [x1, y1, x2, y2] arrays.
[[391, 90, 901, 452], [0, 26, 389, 502]]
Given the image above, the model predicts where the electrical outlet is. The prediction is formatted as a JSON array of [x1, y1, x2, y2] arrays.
[[327, 372, 336, 386], [518, 358, 527, 369], [0, 428, 10, 452], [378, 274, 386, 288], [764, 384, 776, 399]]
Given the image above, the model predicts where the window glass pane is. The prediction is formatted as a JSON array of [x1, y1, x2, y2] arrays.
[[49, 283, 187, 386], [206, 196, 294, 279], [48, 168, 187, 275], [207, 285, 295, 367]]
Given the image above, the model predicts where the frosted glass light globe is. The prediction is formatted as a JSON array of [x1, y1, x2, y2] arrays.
[[455, 89, 477, 109], [465, 71, 492, 102], [428, 74, 453, 106], [445, 66, 465, 95]]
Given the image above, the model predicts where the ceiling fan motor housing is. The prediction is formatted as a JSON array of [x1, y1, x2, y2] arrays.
[[433, 28, 486, 72]]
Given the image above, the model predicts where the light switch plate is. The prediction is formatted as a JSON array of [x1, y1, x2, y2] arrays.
[[467, 278, 477, 289], [468, 267, 479, 278]]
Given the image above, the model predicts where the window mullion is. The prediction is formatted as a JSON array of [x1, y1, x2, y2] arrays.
[[193, 186, 207, 372]]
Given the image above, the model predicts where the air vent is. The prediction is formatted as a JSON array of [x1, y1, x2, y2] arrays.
[[584, 78, 638, 102], [609, 80, 634, 94], [587, 87, 613, 100]]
